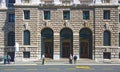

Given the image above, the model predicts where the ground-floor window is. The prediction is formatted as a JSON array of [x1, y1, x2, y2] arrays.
[[23, 52, 30, 58], [103, 52, 111, 59]]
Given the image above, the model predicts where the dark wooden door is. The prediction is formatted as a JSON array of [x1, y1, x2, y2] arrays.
[[62, 42, 70, 58], [44, 41, 52, 58], [80, 39, 89, 58]]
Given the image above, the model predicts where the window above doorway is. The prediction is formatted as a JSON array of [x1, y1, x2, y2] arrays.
[[8, 13, 15, 22], [44, 11, 51, 20], [103, 10, 110, 19], [63, 11, 70, 20], [83, 11, 90, 20], [24, 10, 30, 20]]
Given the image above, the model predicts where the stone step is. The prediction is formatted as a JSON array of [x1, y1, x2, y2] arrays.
[[36, 58, 96, 63]]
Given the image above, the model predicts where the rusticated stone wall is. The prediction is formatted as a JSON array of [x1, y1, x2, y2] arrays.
[[0, 4, 120, 62]]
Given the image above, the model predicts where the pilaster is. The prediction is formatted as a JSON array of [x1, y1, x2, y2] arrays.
[[53, 33, 60, 60], [73, 33, 79, 59]]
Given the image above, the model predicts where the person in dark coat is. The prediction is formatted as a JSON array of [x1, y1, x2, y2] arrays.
[[73, 55, 77, 64], [3, 55, 7, 64]]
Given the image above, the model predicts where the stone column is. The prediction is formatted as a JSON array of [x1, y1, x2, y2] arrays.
[[73, 33, 79, 59], [15, 0, 22, 4], [54, 0, 61, 5], [94, 0, 102, 4], [111, 0, 118, 4], [31, 0, 40, 4], [0, 0, 7, 8], [53, 33, 60, 60], [73, 0, 80, 4]]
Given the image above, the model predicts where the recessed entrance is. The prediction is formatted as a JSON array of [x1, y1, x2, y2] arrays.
[[60, 28, 73, 58], [41, 28, 53, 58], [79, 28, 92, 59]]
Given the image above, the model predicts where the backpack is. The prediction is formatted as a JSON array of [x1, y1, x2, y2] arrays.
[[74, 56, 77, 60], [8, 55, 11, 60]]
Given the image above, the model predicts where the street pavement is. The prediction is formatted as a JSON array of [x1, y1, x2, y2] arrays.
[[0, 59, 120, 66], [0, 64, 120, 72], [0, 60, 120, 72]]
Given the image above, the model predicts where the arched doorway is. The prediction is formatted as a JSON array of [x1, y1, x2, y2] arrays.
[[79, 28, 92, 59], [60, 28, 73, 58], [41, 28, 53, 58]]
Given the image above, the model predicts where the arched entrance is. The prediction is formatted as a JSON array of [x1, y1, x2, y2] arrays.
[[79, 28, 92, 59], [60, 28, 73, 58], [41, 28, 53, 58]]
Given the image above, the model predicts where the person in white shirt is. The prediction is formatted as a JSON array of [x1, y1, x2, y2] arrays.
[[42, 54, 45, 65]]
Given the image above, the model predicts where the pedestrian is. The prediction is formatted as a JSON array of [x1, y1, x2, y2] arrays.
[[69, 54, 73, 64], [73, 55, 77, 64], [7, 54, 11, 64], [3, 54, 7, 64], [42, 54, 45, 65]]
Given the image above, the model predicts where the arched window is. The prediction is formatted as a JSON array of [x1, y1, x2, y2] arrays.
[[24, 30, 30, 45], [104, 30, 111, 46], [8, 31, 15, 46]]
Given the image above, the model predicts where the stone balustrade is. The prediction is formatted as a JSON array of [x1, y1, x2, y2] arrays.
[[0, 0, 118, 8]]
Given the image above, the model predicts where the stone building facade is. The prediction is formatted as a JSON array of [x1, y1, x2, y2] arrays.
[[0, 0, 120, 62]]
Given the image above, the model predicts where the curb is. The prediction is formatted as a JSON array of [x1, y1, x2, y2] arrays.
[[0, 62, 120, 66], [0, 63, 37, 66], [40, 62, 120, 66]]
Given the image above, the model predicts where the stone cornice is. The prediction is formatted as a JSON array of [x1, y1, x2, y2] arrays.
[[14, 4, 119, 9], [0, 8, 8, 11], [92, 4, 119, 7]]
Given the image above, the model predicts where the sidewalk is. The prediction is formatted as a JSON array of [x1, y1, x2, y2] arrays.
[[42, 61, 120, 66], [0, 61, 37, 66], [0, 59, 120, 66]]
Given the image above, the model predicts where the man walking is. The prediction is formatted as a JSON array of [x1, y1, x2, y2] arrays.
[[73, 55, 77, 64], [7, 54, 11, 64], [42, 54, 45, 65], [3, 54, 7, 64]]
